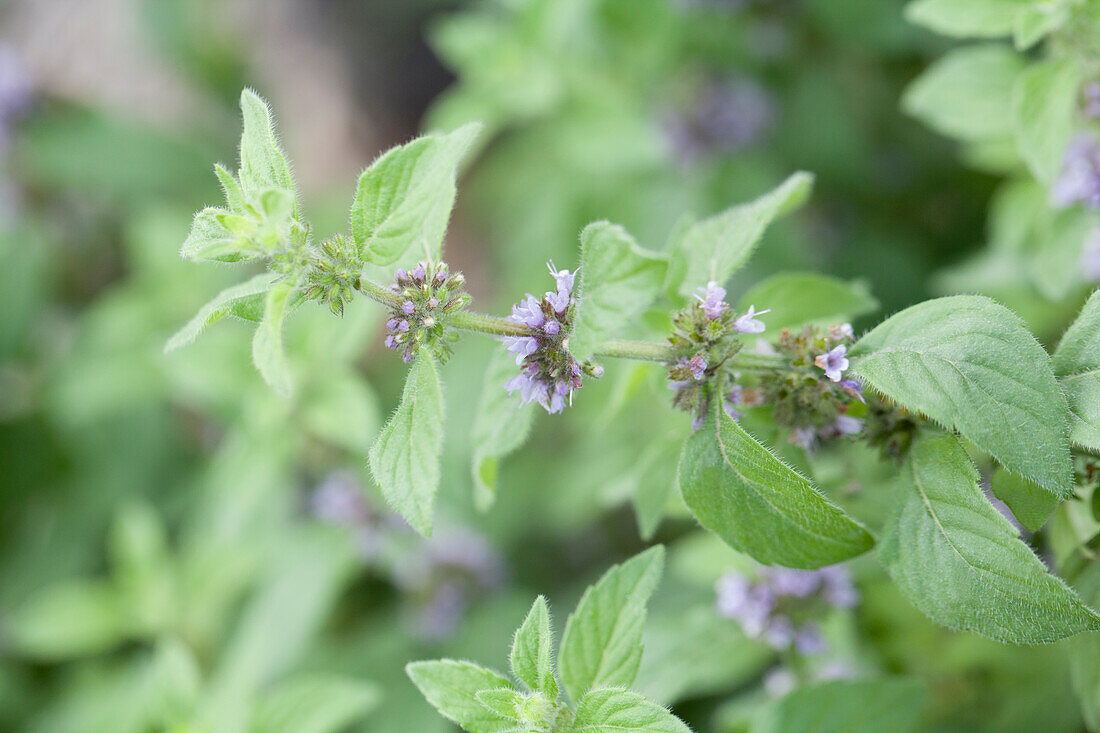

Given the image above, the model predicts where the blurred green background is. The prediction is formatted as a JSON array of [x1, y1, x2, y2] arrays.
[[0, 0, 1089, 731]]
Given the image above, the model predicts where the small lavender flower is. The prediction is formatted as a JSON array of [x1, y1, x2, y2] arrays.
[[503, 335, 540, 364], [384, 261, 470, 362], [838, 378, 865, 403], [686, 353, 708, 380], [733, 304, 770, 334], [832, 415, 863, 436], [814, 344, 849, 382], [1085, 82, 1100, 120], [724, 384, 745, 420], [1082, 227, 1100, 283], [548, 260, 575, 295], [1052, 135, 1100, 209], [695, 281, 729, 320]]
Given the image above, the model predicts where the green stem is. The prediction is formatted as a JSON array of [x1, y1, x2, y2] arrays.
[[449, 310, 530, 337]]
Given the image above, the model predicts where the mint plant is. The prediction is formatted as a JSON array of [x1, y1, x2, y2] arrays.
[[169, 88, 1100, 673]]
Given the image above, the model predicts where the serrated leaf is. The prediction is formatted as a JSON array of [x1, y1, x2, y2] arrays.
[[238, 89, 298, 217], [879, 433, 1100, 644], [510, 596, 557, 698], [852, 295, 1073, 497], [902, 45, 1024, 143], [570, 222, 668, 361], [753, 678, 927, 733], [471, 350, 536, 510], [667, 172, 813, 299], [559, 546, 665, 704], [572, 688, 691, 733], [350, 123, 479, 266], [180, 207, 250, 262], [166, 272, 279, 352], [678, 403, 873, 568], [904, 0, 1030, 39], [368, 355, 445, 536], [1013, 57, 1081, 184], [406, 660, 515, 733], [253, 674, 379, 733], [991, 467, 1058, 532], [1053, 290, 1100, 452], [736, 272, 878, 333], [252, 282, 295, 396]]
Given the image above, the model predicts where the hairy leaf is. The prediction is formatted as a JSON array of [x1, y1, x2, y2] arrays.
[[166, 272, 278, 352], [406, 660, 515, 733], [570, 222, 668, 360], [678, 405, 873, 568], [470, 350, 536, 510], [1013, 57, 1081, 184], [252, 282, 295, 396], [753, 678, 927, 733], [238, 89, 298, 216], [368, 355, 445, 536], [572, 688, 690, 733], [510, 596, 557, 698], [1053, 290, 1100, 452], [559, 546, 664, 704], [736, 272, 878, 333], [879, 433, 1100, 644], [180, 207, 250, 262], [853, 295, 1072, 497]]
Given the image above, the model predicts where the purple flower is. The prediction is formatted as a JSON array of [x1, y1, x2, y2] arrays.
[[794, 624, 827, 655], [814, 344, 849, 382], [664, 76, 775, 163], [510, 294, 546, 328], [833, 415, 862, 436], [724, 385, 745, 420], [1052, 135, 1100, 209], [1085, 82, 1100, 120], [502, 335, 540, 364], [839, 378, 864, 403], [385, 334, 398, 349], [402, 300, 416, 315], [1083, 227, 1100, 282], [687, 353, 708, 380], [694, 281, 729, 320], [545, 289, 570, 315], [544, 320, 561, 335], [548, 260, 576, 296], [734, 304, 770, 334], [410, 263, 427, 282]]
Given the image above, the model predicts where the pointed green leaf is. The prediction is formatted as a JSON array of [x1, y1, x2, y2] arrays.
[[754, 678, 927, 733], [736, 272, 878, 334], [166, 272, 279, 352], [406, 660, 515, 733], [471, 350, 536, 510], [572, 688, 691, 733], [510, 596, 557, 698], [1053, 290, 1100, 452], [559, 547, 664, 704], [252, 282, 295, 396], [990, 468, 1058, 532], [678, 404, 873, 568], [238, 89, 298, 216], [570, 222, 668, 361], [214, 162, 246, 213], [667, 172, 813, 299], [1013, 57, 1081, 184], [368, 355, 445, 536], [905, 0, 1030, 39], [1013, 3, 1069, 49], [852, 295, 1073, 498], [180, 207, 252, 262], [474, 689, 523, 721], [351, 123, 480, 266], [879, 433, 1100, 644]]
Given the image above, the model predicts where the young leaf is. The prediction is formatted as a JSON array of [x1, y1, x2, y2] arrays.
[[350, 123, 479, 266], [852, 295, 1073, 498], [667, 172, 813, 299], [904, 0, 1028, 39], [473, 689, 523, 721], [736, 272, 878, 334], [165, 272, 279, 352], [368, 355, 445, 536], [470, 350, 536, 511], [214, 162, 246, 213], [253, 674, 379, 733], [879, 433, 1100, 644], [902, 45, 1023, 143], [559, 546, 665, 704], [753, 678, 927, 733], [678, 404, 873, 568], [570, 221, 668, 361], [1012, 57, 1081, 185], [406, 660, 516, 733], [510, 596, 557, 698], [572, 688, 691, 733], [180, 207, 250, 262], [251, 282, 295, 396], [1053, 289, 1100, 452], [238, 89, 298, 216], [990, 468, 1058, 532], [1013, 3, 1069, 50]]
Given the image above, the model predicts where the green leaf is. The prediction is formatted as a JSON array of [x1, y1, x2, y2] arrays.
[[990, 467, 1058, 532], [559, 546, 665, 704], [180, 207, 251, 262], [474, 689, 523, 722], [510, 596, 558, 698], [350, 123, 480, 266], [879, 433, 1100, 644], [852, 295, 1073, 498], [368, 355, 445, 536], [1012, 57, 1082, 184], [570, 222, 668, 361], [633, 438, 682, 541], [1067, 560, 1100, 730], [752, 678, 927, 733], [572, 688, 691, 733], [470, 350, 536, 511], [252, 282, 295, 396], [904, 0, 1031, 39], [4, 580, 125, 660], [253, 674, 379, 733], [736, 272, 878, 333], [166, 272, 279, 352], [406, 660, 515, 733], [902, 45, 1024, 142], [1013, 3, 1069, 49], [214, 162, 246, 213], [678, 403, 874, 568], [238, 89, 298, 217], [1053, 290, 1100, 452], [667, 172, 813, 299]]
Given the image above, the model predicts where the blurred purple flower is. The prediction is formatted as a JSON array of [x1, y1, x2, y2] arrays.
[[814, 344, 849, 382], [1085, 82, 1100, 120], [1082, 227, 1100, 282], [665, 77, 775, 162], [734, 304, 770, 334], [695, 281, 729, 320], [1052, 135, 1100, 209]]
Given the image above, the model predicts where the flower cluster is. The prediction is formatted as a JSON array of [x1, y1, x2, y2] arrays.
[[667, 281, 769, 427], [1052, 134, 1100, 210], [384, 261, 470, 363], [502, 262, 584, 414], [302, 234, 362, 317], [715, 564, 857, 654]]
